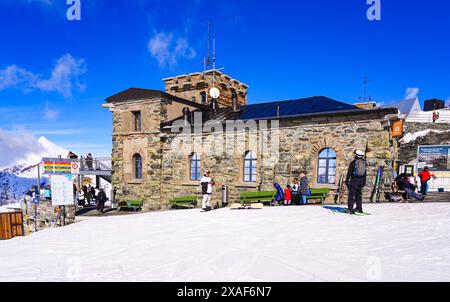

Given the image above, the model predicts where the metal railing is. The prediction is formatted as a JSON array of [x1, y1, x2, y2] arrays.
[[79, 157, 112, 172]]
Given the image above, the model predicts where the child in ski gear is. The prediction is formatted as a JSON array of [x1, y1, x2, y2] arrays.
[[201, 171, 215, 211], [299, 173, 310, 205], [346, 150, 367, 214], [273, 182, 284, 206], [291, 178, 300, 205], [284, 185, 292, 205], [418, 167, 432, 196], [395, 173, 425, 201]]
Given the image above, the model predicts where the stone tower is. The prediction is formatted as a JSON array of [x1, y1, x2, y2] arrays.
[[163, 69, 249, 110]]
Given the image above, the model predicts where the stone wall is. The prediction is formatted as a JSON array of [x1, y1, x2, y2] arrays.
[[111, 98, 167, 211], [163, 70, 248, 109], [404, 122, 450, 133]]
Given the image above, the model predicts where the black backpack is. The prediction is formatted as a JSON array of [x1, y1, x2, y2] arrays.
[[353, 159, 366, 177]]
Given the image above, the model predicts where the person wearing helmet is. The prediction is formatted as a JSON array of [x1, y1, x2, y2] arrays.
[[200, 171, 215, 211], [346, 150, 367, 214]]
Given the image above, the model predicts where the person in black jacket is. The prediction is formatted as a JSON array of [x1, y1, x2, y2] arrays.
[[395, 173, 425, 201], [346, 150, 367, 214], [97, 188, 107, 214]]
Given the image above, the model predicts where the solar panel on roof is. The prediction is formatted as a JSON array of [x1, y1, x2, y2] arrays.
[[239, 96, 358, 120]]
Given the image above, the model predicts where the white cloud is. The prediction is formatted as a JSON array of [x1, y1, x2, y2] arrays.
[[0, 129, 44, 167], [405, 87, 419, 100], [0, 54, 87, 98], [148, 32, 196, 69], [446, 97, 450, 108]]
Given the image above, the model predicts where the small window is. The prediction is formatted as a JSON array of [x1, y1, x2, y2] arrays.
[[132, 111, 141, 132], [133, 154, 143, 180], [190, 153, 201, 181], [243, 151, 257, 183], [200, 92, 207, 104], [318, 148, 337, 184]]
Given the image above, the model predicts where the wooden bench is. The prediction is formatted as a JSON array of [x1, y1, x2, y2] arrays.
[[306, 188, 331, 204], [239, 191, 277, 205], [170, 196, 198, 209], [117, 200, 144, 212]]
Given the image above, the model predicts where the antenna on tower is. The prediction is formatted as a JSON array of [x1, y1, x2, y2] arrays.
[[212, 38, 217, 84], [358, 75, 374, 102], [204, 21, 211, 72]]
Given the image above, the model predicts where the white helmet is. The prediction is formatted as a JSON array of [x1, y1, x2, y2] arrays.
[[355, 150, 365, 157]]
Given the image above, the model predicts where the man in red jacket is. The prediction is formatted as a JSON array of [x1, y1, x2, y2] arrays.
[[418, 167, 432, 196]]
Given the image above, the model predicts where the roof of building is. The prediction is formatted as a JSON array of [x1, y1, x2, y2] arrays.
[[105, 88, 208, 109], [161, 96, 398, 129], [239, 96, 360, 120]]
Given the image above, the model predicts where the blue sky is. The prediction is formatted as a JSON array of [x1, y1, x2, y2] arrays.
[[0, 0, 449, 160]]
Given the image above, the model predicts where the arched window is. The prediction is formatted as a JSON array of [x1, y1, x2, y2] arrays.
[[133, 154, 143, 180], [243, 151, 257, 183], [190, 153, 201, 181], [318, 148, 337, 184]]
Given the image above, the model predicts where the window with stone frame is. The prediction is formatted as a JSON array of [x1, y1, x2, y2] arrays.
[[190, 153, 201, 181], [318, 148, 337, 184], [132, 111, 142, 132], [133, 153, 143, 180], [243, 151, 257, 183]]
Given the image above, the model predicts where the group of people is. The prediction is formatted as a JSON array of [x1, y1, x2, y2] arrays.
[[67, 151, 95, 170], [200, 150, 432, 214], [75, 184, 107, 215], [395, 166, 434, 202], [274, 173, 311, 206]]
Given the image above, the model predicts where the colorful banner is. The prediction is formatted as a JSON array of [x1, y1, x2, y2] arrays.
[[44, 161, 72, 175]]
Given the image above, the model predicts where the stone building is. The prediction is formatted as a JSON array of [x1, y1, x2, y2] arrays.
[[104, 70, 399, 211]]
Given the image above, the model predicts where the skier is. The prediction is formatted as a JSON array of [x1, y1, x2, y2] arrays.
[[96, 188, 107, 215], [418, 166, 432, 196], [299, 172, 310, 205], [346, 150, 367, 214], [200, 171, 215, 211]]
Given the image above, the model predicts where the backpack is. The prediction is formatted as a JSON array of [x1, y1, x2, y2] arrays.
[[353, 159, 366, 177]]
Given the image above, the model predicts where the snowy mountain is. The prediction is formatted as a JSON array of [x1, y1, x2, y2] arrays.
[[0, 137, 68, 205]]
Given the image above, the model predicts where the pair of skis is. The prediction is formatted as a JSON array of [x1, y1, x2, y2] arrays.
[[324, 206, 371, 216], [370, 166, 384, 203], [334, 174, 346, 204]]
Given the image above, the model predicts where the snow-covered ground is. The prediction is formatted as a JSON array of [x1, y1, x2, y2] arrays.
[[1, 204, 450, 282]]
